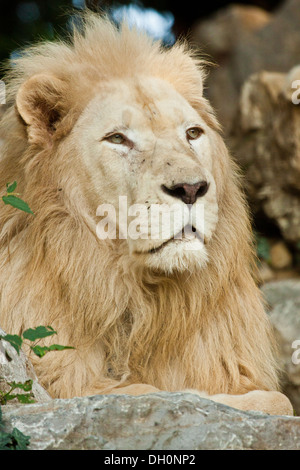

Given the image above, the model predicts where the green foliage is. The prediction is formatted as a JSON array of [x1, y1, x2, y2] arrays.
[[1, 334, 23, 355], [2, 181, 34, 215], [31, 343, 73, 358], [2, 195, 34, 214], [0, 416, 30, 450], [0, 407, 30, 450], [6, 181, 17, 193], [0, 326, 73, 406], [22, 325, 57, 341], [0, 325, 74, 358], [0, 379, 34, 406], [0, 325, 74, 449]]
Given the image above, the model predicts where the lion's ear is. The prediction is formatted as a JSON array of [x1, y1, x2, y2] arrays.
[[16, 73, 68, 145]]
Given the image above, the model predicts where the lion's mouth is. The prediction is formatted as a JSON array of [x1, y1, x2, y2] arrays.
[[137, 225, 205, 255]]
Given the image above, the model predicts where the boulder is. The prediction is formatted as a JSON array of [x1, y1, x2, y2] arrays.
[[229, 68, 300, 246], [1, 392, 300, 450], [262, 279, 300, 416], [192, 0, 300, 133]]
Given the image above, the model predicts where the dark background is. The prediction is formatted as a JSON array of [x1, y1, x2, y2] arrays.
[[0, 0, 283, 63]]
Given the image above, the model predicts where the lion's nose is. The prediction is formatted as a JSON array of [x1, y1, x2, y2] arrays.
[[161, 181, 209, 205]]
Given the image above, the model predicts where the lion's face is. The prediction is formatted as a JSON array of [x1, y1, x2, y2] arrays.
[[72, 77, 219, 273]]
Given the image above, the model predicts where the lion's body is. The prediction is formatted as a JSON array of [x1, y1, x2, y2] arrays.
[[0, 13, 292, 414]]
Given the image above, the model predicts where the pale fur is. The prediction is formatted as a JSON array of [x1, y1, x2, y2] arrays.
[[0, 13, 292, 414]]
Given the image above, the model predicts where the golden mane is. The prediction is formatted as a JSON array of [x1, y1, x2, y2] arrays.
[[0, 12, 280, 402]]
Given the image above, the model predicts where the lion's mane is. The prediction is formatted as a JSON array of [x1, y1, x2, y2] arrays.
[[0, 13, 279, 398]]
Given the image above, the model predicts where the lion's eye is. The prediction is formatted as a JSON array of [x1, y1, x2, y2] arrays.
[[105, 133, 126, 144], [186, 127, 204, 140]]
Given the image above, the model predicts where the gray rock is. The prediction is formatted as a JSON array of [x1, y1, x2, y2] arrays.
[[0, 327, 51, 404], [192, 0, 300, 133], [1, 393, 300, 450], [229, 69, 300, 245], [262, 280, 300, 416]]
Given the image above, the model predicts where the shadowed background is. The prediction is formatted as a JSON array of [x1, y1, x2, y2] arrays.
[[0, 0, 283, 62]]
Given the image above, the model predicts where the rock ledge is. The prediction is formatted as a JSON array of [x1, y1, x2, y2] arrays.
[[2, 392, 300, 450]]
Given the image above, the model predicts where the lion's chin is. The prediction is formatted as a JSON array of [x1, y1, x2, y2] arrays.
[[135, 238, 209, 274]]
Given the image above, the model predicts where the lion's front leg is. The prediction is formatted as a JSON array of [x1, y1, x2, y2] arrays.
[[85, 382, 160, 396], [109, 384, 161, 395], [190, 390, 293, 416]]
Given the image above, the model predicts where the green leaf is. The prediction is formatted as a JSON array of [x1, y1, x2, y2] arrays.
[[0, 406, 30, 450], [0, 431, 12, 450], [3, 394, 17, 403], [31, 345, 49, 358], [22, 326, 56, 342], [0, 334, 23, 355], [48, 344, 75, 352], [31, 343, 74, 358], [10, 427, 30, 450], [2, 195, 34, 215], [7, 379, 33, 392], [6, 181, 17, 193], [15, 394, 35, 404]]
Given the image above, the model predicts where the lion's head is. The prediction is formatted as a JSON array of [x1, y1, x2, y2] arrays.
[[10, 15, 225, 275]]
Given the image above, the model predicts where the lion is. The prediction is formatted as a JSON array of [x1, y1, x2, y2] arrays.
[[0, 12, 293, 415]]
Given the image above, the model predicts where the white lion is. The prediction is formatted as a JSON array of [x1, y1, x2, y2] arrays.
[[0, 13, 293, 415]]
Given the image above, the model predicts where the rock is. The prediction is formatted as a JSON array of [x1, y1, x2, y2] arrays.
[[192, 4, 271, 133], [270, 242, 293, 270], [192, 4, 271, 59], [1, 392, 300, 450], [262, 280, 300, 415], [0, 327, 51, 404], [192, 0, 300, 133], [229, 68, 300, 246]]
